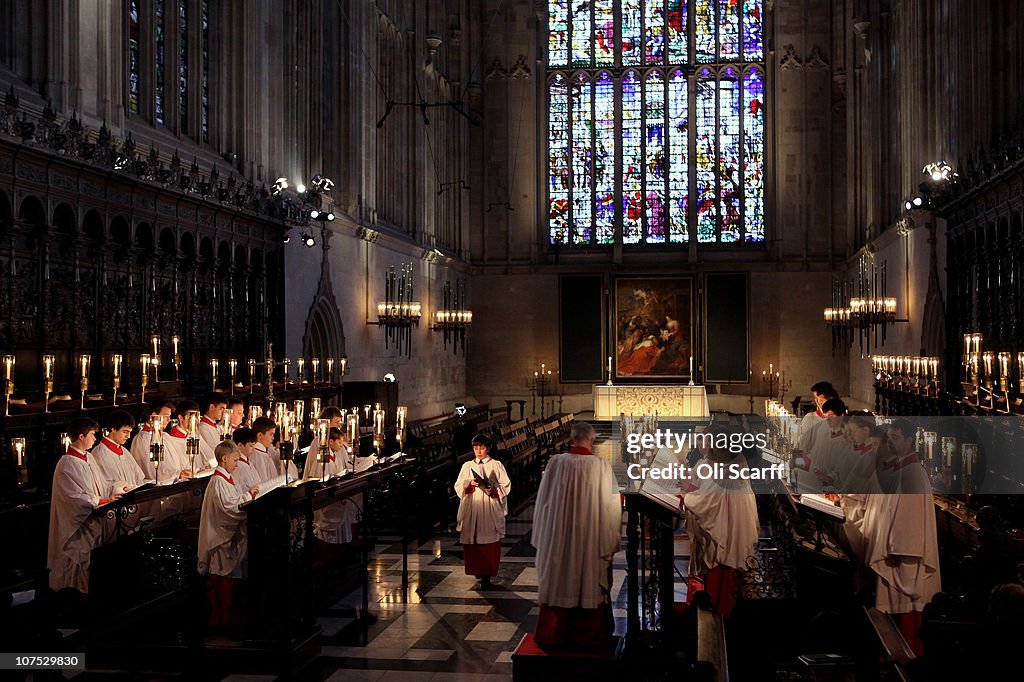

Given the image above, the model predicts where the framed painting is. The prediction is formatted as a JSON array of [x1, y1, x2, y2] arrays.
[[613, 276, 694, 380]]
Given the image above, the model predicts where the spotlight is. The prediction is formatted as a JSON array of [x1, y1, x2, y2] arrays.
[[326, 212, 335, 222], [302, 233, 315, 248], [913, 196, 924, 207], [454, 403, 467, 417], [309, 209, 320, 219], [296, 182, 306, 194], [310, 174, 335, 193], [272, 177, 289, 195], [905, 200, 913, 211], [383, 373, 397, 383]]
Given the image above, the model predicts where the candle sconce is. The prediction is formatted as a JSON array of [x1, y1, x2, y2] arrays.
[[4, 354, 14, 416], [347, 410, 359, 449], [761, 363, 780, 401], [184, 410, 201, 473], [315, 419, 331, 481], [43, 354, 55, 413], [12, 437, 27, 487], [309, 398, 322, 428]]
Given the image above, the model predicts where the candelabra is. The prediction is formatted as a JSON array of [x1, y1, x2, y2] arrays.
[[43, 354, 54, 413], [530, 364, 554, 420], [372, 263, 421, 356], [761, 363, 780, 400], [824, 257, 899, 354], [4, 354, 14, 417], [12, 437, 27, 487], [432, 279, 472, 353]]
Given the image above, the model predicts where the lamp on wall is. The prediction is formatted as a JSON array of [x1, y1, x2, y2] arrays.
[[432, 279, 472, 353], [370, 263, 421, 356]]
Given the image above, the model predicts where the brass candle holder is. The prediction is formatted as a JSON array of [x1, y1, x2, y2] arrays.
[[373, 404, 385, 457], [79, 354, 91, 409], [43, 354, 55, 413], [294, 400, 305, 432], [4, 354, 14, 416], [347, 410, 360, 456], [151, 334, 161, 383], [140, 353, 151, 398], [309, 397, 322, 428], [184, 410, 201, 472], [149, 415, 165, 482], [172, 335, 181, 381], [248, 358, 256, 393], [282, 358, 291, 392], [316, 419, 330, 481], [112, 354, 123, 406], [12, 437, 27, 487], [396, 405, 407, 457], [278, 410, 294, 484]]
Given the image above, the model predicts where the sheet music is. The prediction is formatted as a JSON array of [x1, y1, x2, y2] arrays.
[[251, 474, 286, 500], [798, 493, 846, 520]]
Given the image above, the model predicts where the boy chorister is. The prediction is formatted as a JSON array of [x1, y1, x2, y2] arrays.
[[225, 397, 245, 438], [250, 417, 283, 483], [47, 417, 117, 593], [310, 428, 357, 544], [160, 406, 199, 484], [197, 440, 259, 627], [454, 434, 511, 589], [91, 410, 147, 497], [230, 427, 261, 493], [199, 393, 228, 463]]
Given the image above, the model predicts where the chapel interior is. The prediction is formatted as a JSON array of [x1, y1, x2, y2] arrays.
[[1, 1, 1023, 680]]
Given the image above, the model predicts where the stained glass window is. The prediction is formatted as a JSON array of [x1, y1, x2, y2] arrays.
[[546, 0, 765, 246], [128, 1, 140, 115], [201, 0, 210, 143], [156, 0, 165, 125], [179, 1, 188, 134]]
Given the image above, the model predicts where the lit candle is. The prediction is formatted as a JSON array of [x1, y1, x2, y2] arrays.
[[3, 355, 13, 380], [326, 358, 334, 382], [983, 352, 993, 379], [60, 433, 71, 450], [151, 415, 163, 445], [929, 358, 938, 380], [80, 354, 91, 379], [294, 400, 305, 425], [43, 355, 55, 381], [112, 354, 122, 379], [317, 419, 329, 449], [211, 358, 219, 388], [297, 358, 305, 383], [373, 407, 385, 437], [690, 356, 694, 375], [311, 357, 320, 383], [12, 438, 25, 468], [248, 358, 256, 383], [999, 352, 1010, 381], [140, 353, 151, 385], [340, 357, 347, 377], [310, 397, 321, 424], [151, 334, 160, 359], [607, 356, 612, 374], [229, 358, 237, 383], [186, 410, 200, 437], [347, 412, 359, 444], [397, 405, 407, 433], [172, 335, 180, 358]]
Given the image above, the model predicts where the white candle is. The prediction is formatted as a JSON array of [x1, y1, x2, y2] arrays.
[[689, 356, 693, 375], [607, 356, 612, 373]]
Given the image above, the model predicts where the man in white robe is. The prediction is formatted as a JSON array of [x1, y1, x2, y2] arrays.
[[861, 419, 940, 656], [454, 434, 511, 587], [680, 426, 760, 617], [197, 440, 259, 626], [91, 410, 147, 497], [532, 421, 621, 648], [47, 417, 118, 593]]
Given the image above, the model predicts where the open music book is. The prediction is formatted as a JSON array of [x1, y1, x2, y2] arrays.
[[797, 493, 846, 520]]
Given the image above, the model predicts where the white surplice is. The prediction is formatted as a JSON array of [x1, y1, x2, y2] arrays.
[[197, 467, 250, 577], [199, 417, 222, 468], [309, 445, 356, 543], [47, 449, 105, 592], [532, 450, 621, 609], [130, 428, 156, 479], [797, 409, 824, 452], [158, 428, 196, 484], [682, 456, 760, 577], [251, 444, 281, 483], [454, 457, 511, 545], [91, 437, 147, 497], [862, 461, 940, 613]]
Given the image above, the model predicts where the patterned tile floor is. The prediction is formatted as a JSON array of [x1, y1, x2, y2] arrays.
[[290, 438, 690, 682]]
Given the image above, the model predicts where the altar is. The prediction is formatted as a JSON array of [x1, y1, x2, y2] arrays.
[[592, 384, 710, 419]]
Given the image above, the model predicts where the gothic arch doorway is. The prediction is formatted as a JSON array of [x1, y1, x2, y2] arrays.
[[303, 294, 345, 362]]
